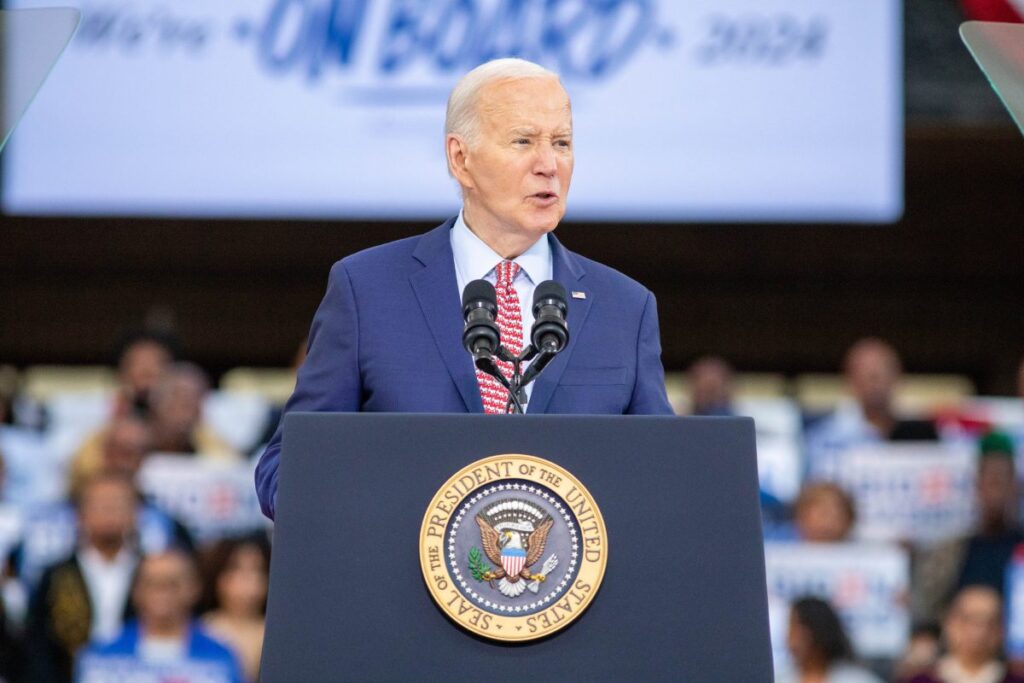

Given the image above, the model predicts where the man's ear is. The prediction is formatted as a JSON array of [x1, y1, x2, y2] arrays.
[[446, 134, 474, 190]]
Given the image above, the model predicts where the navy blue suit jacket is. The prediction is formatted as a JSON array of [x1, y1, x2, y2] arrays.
[[255, 219, 672, 518]]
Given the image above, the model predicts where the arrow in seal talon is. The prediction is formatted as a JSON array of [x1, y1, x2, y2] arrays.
[[527, 554, 559, 593]]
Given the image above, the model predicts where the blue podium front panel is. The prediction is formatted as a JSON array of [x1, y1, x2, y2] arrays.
[[262, 413, 773, 682]]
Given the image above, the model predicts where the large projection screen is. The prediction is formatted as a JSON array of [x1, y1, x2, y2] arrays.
[[1, 0, 902, 222]]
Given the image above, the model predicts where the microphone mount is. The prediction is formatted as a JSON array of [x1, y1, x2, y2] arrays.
[[461, 279, 569, 415]]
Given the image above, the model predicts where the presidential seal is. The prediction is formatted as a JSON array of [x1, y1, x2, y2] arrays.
[[419, 454, 607, 642]]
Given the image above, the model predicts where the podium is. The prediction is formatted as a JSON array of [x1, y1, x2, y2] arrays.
[[261, 413, 773, 681]]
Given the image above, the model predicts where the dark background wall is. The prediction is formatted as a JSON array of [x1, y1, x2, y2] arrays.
[[2, 0, 1023, 393]]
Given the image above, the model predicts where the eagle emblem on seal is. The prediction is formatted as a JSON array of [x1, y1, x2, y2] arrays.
[[469, 498, 560, 598]]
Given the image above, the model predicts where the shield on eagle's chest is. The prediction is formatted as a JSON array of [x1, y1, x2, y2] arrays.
[[501, 547, 526, 577]]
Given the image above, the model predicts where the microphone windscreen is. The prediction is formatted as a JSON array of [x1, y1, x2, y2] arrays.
[[462, 279, 497, 311], [533, 280, 567, 311]]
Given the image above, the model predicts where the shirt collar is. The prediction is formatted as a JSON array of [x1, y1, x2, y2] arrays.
[[80, 544, 136, 572], [936, 655, 1005, 683], [451, 209, 551, 285]]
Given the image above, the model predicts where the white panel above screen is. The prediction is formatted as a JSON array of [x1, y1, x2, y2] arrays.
[[1, 0, 903, 222]]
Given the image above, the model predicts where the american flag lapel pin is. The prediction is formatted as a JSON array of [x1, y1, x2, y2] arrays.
[[571, 291, 586, 300]]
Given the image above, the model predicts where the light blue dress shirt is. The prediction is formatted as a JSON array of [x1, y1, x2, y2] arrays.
[[450, 210, 553, 408]]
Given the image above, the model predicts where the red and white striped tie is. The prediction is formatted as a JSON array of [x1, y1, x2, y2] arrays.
[[477, 260, 523, 414]]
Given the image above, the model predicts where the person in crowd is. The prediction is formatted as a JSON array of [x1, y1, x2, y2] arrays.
[[69, 413, 152, 499], [14, 417, 193, 587], [805, 337, 939, 478], [687, 355, 735, 416], [24, 472, 141, 682], [902, 585, 1024, 683], [112, 329, 177, 420], [148, 362, 237, 458], [76, 549, 243, 683], [912, 431, 1023, 633], [793, 482, 857, 543], [0, 380, 57, 507], [782, 596, 882, 683], [199, 535, 271, 683], [71, 329, 176, 489]]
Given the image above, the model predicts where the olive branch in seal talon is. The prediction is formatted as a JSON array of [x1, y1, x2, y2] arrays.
[[468, 547, 499, 583]]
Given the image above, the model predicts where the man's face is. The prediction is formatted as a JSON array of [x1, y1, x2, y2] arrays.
[[976, 457, 1017, 524], [846, 345, 899, 413], [689, 359, 733, 414], [103, 418, 151, 477], [78, 479, 137, 548], [120, 341, 171, 396], [458, 77, 573, 243], [152, 375, 204, 438]]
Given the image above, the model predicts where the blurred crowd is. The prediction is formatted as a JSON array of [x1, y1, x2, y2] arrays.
[[0, 331, 1022, 682], [0, 332, 277, 683], [688, 340, 1024, 683]]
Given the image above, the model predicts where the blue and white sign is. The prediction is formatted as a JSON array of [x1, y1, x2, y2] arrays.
[[137, 455, 269, 542], [832, 443, 977, 544], [78, 654, 234, 683], [765, 542, 909, 671], [2, 0, 902, 222], [743, 397, 805, 503]]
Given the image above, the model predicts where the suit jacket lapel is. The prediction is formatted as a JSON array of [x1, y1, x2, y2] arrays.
[[527, 234, 591, 414], [409, 219, 484, 413]]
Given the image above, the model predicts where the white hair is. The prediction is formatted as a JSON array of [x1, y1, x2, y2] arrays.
[[445, 58, 561, 149]]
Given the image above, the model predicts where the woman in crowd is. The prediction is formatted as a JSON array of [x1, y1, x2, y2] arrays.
[[902, 585, 1024, 683], [784, 596, 883, 683], [200, 534, 271, 683]]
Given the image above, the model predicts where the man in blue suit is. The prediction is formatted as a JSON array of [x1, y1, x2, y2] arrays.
[[256, 58, 673, 519]]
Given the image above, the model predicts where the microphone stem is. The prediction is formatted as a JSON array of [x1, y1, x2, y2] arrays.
[[505, 355, 525, 414]]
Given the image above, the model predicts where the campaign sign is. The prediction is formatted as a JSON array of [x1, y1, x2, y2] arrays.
[[3, 0, 901, 222], [137, 455, 268, 542], [739, 397, 804, 504], [755, 435, 802, 504], [830, 443, 977, 544], [764, 542, 909, 668], [78, 654, 233, 683]]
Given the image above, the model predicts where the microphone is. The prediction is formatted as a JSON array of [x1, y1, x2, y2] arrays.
[[461, 279, 522, 413], [461, 279, 500, 360], [519, 281, 570, 389], [530, 281, 569, 353]]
